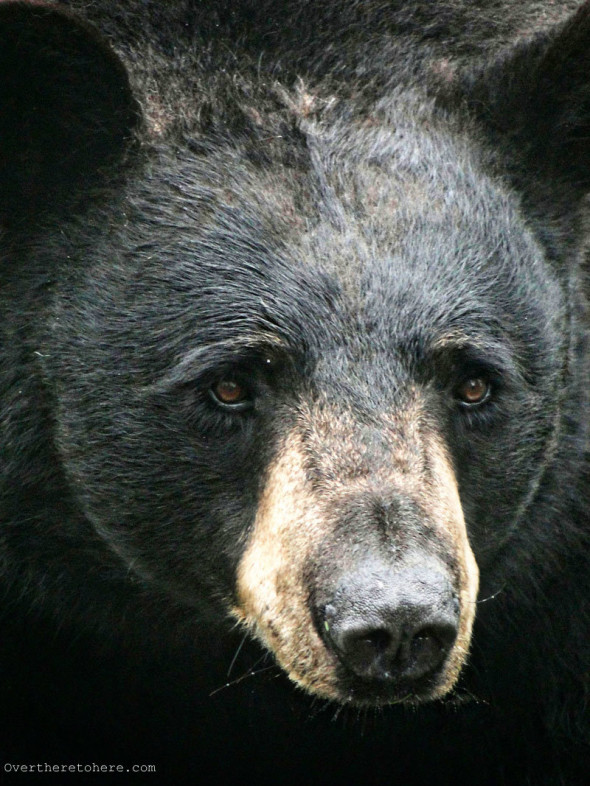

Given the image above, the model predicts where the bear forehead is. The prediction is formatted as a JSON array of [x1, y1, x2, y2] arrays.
[[115, 123, 561, 365]]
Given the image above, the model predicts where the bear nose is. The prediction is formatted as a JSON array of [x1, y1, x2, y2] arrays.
[[320, 562, 459, 684]]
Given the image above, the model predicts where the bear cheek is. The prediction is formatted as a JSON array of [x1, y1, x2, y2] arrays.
[[418, 437, 480, 698], [232, 434, 344, 699], [232, 431, 479, 703]]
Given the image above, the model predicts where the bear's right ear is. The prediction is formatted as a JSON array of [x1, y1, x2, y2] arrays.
[[458, 1, 590, 218], [0, 2, 140, 225]]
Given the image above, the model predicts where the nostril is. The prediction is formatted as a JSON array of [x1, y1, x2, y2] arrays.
[[330, 619, 458, 683], [403, 624, 457, 679], [413, 623, 457, 652], [343, 626, 396, 660], [332, 623, 401, 681], [360, 628, 391, 653]]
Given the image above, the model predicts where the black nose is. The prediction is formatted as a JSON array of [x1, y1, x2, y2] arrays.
[[319, 562, 459, 684]]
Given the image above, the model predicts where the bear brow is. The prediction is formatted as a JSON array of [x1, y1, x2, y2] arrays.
[[427, 331, 509, 365], [144, 333, 288, 393], [425, 331, 519, 383], [429, 331, 490, 353]]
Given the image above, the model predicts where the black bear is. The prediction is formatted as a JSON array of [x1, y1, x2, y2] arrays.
[[1, 1, 589, 784]]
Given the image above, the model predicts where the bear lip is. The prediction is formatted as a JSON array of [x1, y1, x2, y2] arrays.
[[331, 670, 449, 707]]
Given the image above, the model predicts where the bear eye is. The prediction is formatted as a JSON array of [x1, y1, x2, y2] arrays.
[[209, 379, 253, 411], [455, 376, 491, 406]]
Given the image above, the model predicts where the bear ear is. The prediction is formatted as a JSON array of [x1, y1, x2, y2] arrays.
[[460, 2, 590, 213], [0, 2, 140, 225]]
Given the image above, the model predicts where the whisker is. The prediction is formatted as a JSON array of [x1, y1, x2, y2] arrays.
[[209, 656, 275, 697], [227, 632, 249, 678], [209, 665, 277, 697], [475, 585, 506, 604]]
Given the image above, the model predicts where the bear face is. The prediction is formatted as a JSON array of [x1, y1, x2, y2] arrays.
[[1, 0, 589, 777], [41, 89, 567, 704]]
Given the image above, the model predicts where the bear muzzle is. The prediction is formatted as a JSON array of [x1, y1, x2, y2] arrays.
[[233, 426, 479, 706]]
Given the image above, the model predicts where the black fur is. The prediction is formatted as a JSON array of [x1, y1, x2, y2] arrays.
[[1, 1, 589, 783]]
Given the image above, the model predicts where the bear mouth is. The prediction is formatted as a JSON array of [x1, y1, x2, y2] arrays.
[[331, 670, 448, 707]]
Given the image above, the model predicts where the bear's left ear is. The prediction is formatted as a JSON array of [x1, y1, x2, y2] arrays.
[[459, 1, 590, 215], [0, 2, 140, 225]]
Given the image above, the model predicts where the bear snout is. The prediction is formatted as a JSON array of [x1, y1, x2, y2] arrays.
[[234, 427, 478, 704], [317, 560, 460, 694]]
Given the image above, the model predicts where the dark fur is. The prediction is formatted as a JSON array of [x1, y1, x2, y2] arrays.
[[1, 1, 589, 783]]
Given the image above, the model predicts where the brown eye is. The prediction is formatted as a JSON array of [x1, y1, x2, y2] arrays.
[[210, 379, 252, 410], [456, 377, 490, 406]]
